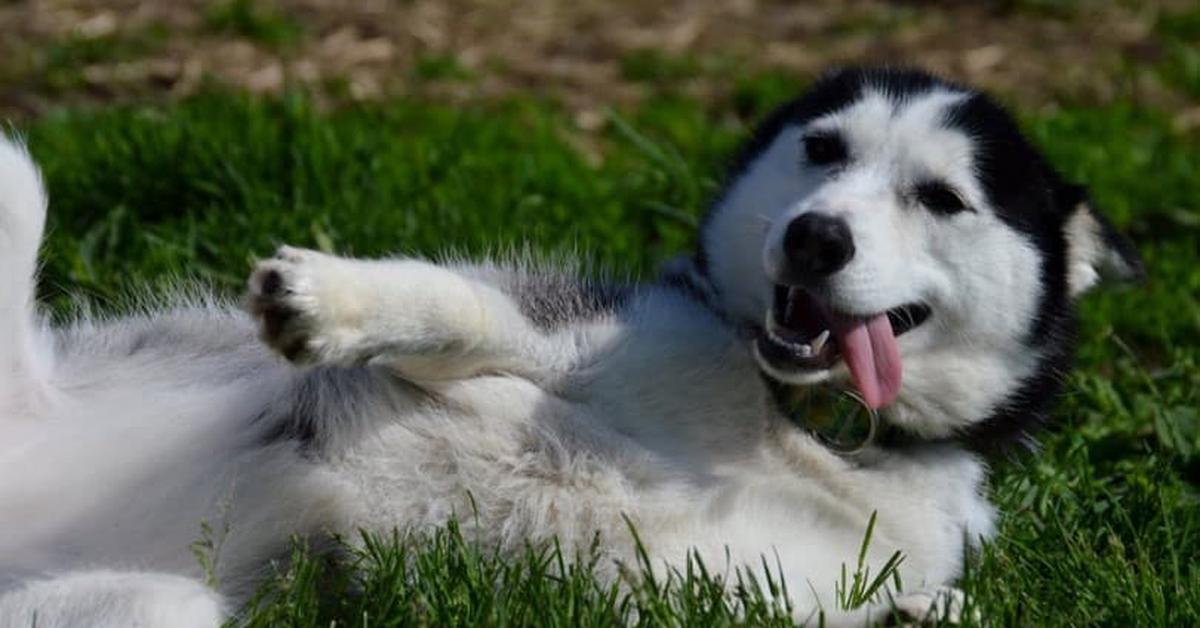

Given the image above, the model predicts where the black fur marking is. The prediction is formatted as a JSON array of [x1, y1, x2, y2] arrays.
[[256, 366, 420, 453], [518, 280, 630, 330], [254, 368, 349, 450], [940, 89, 1087, 455], [459, 264, 632, 331], [254, 406, 317, 450]]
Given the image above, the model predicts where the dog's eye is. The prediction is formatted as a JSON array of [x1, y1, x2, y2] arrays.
[[915, 181, 969, 215], [803, 133, 847, 167]]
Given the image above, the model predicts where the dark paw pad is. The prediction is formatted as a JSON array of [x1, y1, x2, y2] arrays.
[[259, 269, 284, 297], [260, 304, 296, 341]]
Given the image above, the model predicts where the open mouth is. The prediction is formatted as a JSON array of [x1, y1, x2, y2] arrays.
[[755, 285, 931, 409]]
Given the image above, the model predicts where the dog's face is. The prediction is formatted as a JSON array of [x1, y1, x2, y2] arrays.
[[699, 68, 1142, 446]]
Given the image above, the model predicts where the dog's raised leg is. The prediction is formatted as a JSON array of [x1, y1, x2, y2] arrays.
[[0, 136, 54, 412], [247, 246, 556, 382]]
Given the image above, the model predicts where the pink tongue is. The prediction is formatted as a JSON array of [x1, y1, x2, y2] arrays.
[[831, 314, 902, 409]]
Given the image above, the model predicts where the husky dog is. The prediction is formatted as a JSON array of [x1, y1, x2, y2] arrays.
[[0, 68, 1142, 626]]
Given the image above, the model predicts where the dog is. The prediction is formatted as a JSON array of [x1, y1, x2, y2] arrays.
[[0, 67, 1142, 626]]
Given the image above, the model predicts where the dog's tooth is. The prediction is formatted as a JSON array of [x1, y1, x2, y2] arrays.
[[765, 309, 815, 355], [765, 311, 781, 339], [811, 329, 830, 354], [785, 287, 804, 323], [764, 311, 789, 346]]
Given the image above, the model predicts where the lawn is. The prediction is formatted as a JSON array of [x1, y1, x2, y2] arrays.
[[17, 73, 1200, 625]]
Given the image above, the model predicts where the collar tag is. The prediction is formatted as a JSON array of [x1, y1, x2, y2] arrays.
[[774, 385, 878, 455]]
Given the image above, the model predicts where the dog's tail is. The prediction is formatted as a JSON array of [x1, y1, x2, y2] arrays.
[[0, 133, 47, 255], [0, 133, 54, 409]]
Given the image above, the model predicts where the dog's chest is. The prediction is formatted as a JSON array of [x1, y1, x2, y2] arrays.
[[558, 302, 775, 466]]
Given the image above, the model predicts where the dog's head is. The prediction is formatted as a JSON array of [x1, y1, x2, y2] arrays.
[[697, 67, 1142, 449]]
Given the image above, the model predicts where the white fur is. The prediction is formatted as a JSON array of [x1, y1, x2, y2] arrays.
[[1, 97, 1046, 628], [0, 572, 222, 628], [0, 137, 55, 415]]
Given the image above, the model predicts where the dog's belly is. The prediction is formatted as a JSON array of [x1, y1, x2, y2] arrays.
[[329, 375, 639, 555], [323, 363, 992, 606]]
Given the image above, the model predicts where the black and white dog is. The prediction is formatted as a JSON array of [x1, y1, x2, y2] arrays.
[[0, 68, 1142, 626]]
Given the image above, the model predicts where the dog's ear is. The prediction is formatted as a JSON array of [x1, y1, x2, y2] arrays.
[[1057, 183, 1145, 297]]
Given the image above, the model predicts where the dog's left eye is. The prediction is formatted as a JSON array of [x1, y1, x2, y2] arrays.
[[803, 133, 848, 167], [915, 181, 969, 215]]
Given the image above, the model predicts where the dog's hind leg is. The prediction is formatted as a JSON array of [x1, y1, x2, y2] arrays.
[[0, 135, 54, 412], [247, 246, 562, 383]]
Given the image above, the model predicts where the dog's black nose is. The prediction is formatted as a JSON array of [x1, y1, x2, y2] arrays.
[[783, 213, 855, 278]]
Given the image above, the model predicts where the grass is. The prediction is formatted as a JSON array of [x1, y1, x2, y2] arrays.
[[1154, 6, 1200, 99], [15, 75, 1200, 626], [37, 25, 170, 93], [234, 524, 805, 627], [203, 0, 304, 49]]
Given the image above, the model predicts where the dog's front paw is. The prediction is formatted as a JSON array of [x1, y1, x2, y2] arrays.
[[247, 246, 366, 364]]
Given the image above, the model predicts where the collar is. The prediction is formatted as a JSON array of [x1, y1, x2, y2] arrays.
[[765, 379, 953, 455]]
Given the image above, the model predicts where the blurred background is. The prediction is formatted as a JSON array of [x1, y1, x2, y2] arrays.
[[0, 0, 1197, 124]]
